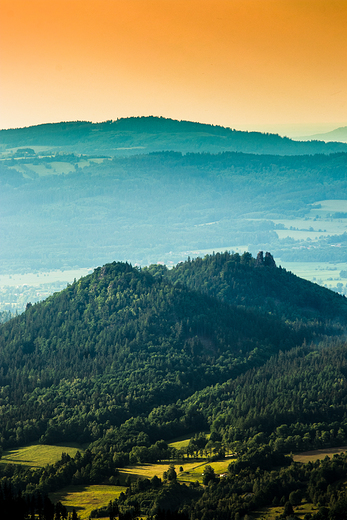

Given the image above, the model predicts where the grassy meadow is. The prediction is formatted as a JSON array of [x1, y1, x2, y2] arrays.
[[253, 502, 319, 520], [0, 443, 84, 468], [277, 260, 347, 286], [49, 485, 126, 520], [293, 446, 347, 464], [2, 437, 346, 518], [118, 458, 233, 485], [168, 432, 210, 451]]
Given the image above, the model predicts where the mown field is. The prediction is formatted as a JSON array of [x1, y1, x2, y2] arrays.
[[0, 443, 85, 468], [293, 445, 347, 463], [49, 485, 127, 520], [2, 439, 347, 518]]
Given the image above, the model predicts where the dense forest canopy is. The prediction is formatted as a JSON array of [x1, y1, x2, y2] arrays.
[[0, 252, 346, 452], [0, 254, 313, 450]]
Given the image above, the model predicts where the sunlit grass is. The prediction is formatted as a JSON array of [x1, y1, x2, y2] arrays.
[[168, 432, 210, 450], [253, 501, 318, 520], [119, 458, 233, 485], [0, 443, 84, 468], [49, 485, 126, 520]]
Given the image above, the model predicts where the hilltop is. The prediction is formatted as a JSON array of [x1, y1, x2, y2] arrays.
[[2, 116, 347, 156], [150, 251, 347, 322], [0, 257, 306, 450]]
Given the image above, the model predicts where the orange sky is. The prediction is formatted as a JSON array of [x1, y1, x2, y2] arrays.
[[1, 0, 347, 133]]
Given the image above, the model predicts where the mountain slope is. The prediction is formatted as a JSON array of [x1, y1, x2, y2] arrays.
[[150, 251, 347, 324], [2, 257, 347, 519], [0, 259, 305, 449], [2, 116, 347, 155]]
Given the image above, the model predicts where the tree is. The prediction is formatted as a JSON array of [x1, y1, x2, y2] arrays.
[[167, 464, 177, 481], [283, 501, 294, 517], [202, 465, 216, 485]]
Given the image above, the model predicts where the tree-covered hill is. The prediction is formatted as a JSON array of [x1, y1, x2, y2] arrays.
[[2, 116, 347, 156], [150, 251, 347, 323], [0, 258, 307, 449], [1, 254, 347, 451]]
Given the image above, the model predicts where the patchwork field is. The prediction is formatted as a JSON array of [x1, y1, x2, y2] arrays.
[[0, 443, 85, 468], [119, 458, 233, 485], [277, 260, 347, 285], [293, 446, 347, 464], [49, 485, 126, 520]]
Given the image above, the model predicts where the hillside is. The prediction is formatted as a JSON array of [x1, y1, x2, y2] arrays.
[[150, 251, 347, 323], [0, 258, 308, 451], [2, 116, 347, 156], [1, 254, 347, 451], [2, 256, 347, 518]]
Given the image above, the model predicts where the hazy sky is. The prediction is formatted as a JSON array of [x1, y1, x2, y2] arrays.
[[1, 0, 347, 134]]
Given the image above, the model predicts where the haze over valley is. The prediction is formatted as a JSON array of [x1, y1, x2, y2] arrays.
[[1, 117, 347, 313]]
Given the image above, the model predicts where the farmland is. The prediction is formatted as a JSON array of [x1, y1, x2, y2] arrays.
[[0, 444, 85, 468], [49, 485, 126, 520]]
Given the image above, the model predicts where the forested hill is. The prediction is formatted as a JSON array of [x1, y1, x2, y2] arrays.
[[0, 257, 326, 450], [149, 251, 347, 323], [0, 254, 346, 450], [2, 116, 347, 156]]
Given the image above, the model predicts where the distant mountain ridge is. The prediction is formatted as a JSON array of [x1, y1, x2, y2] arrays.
[[301, 125, 347, 143], [2, 116, 347, 156]]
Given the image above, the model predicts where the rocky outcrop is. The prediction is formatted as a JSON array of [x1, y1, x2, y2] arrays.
[[255, 251, 276, 268], [255, 251, 264, 267]]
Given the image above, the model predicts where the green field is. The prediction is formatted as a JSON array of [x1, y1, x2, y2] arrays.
[[254, 502, 319, 520], [49, 485, 126, 520], [168, 432, 210, 450], [119, 458, 233, 485], [0, 443, 85, 468], [278, 260, 347, 286], [293, 446, 347, 464]]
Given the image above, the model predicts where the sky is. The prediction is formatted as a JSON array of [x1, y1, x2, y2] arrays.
[[1, 0, 347, 135]]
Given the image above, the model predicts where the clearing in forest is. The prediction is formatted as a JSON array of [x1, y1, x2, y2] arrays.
[[119, 458, 233, 484], [0, 443, 84, 468], [293, 446, 347, 463], [49, 485, 126, 520]]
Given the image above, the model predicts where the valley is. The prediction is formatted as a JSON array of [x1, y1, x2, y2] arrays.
[[1, 120, 347, 314]]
